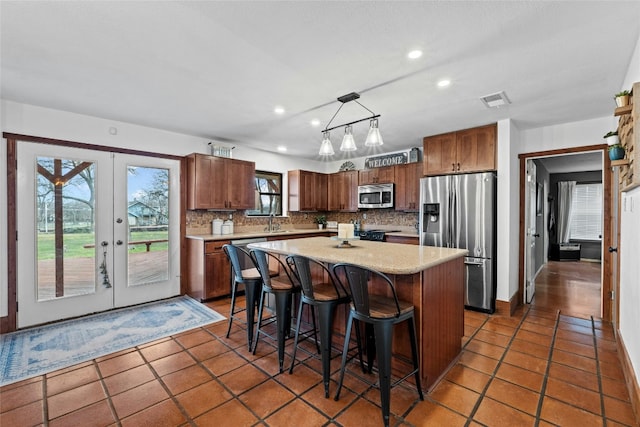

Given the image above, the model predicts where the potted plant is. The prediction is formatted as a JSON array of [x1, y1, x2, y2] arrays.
[[314, 215, 327, 229], [604, 131, 619, 146], [608, 144, 625, 161], [614, 90, 630, 107]]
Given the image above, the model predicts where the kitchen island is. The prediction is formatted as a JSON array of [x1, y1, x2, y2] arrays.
[[248, 236, 467, 391]]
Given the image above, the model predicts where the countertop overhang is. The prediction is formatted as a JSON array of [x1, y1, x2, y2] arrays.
[[247, 236, 467, 275]]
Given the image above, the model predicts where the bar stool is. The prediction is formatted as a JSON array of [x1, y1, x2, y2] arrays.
[[332, 263, 424, 427], [222, 244, 267, 351], [250, 248, 301, 372], [286, 255, 353, 398]]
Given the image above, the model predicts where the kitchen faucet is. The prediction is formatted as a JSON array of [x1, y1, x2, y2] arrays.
[[265, 213, 280, 233]]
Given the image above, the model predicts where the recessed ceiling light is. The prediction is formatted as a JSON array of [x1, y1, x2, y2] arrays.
[[407, 50, 423, 60], [274, 106, 285, 114], [277, 146, 287, 152], [310, 119, 320, 127], [437, 79, 451, 88]]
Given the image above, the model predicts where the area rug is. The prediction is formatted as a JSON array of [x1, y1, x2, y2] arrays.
[[0, 295, 225, 386]]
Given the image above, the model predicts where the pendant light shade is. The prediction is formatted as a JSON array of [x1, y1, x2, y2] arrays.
[[364, 118, 384, 147], [340, 125, 357, 151], [318, 131, 335, 155]]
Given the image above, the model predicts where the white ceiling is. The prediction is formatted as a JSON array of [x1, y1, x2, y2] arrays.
[[2, 1, 639, 162]]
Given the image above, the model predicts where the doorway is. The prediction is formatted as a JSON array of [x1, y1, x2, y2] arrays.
[[519, 145, 612, 321], [16, 141, 181, 328]]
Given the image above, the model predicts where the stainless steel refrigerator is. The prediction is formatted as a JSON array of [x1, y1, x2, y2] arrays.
[[419, 172, 497, 313]]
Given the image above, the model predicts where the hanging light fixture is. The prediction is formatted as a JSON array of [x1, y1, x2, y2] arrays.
[[318, 131, 335, 155], [318, 92, 382, 155]]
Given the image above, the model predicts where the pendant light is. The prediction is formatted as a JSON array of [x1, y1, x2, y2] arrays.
[[319, 92, 382, 155], [364, 118, 384, 147]]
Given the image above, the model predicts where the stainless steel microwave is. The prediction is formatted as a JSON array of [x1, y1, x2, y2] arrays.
[[358, 183, 394, 209]]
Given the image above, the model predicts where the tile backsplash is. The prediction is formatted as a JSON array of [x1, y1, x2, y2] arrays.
[[186, 210, 419, 235]]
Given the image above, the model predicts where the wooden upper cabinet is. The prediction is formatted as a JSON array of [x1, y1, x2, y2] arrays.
[[395, 162, 422, 212], [186, 153, 255, 210], [423, 124, 496, 176], [358, 166, 395, 185], [288, 170, 328, 212], [328, 170, 358, 212]]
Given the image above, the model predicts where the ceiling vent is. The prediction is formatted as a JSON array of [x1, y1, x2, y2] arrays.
[[480, 91, 511, 108]]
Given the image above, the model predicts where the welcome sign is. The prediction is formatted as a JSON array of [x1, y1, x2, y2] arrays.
[[364, 151, 409, 168]]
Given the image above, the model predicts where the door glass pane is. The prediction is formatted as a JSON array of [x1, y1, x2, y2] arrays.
[[36, 157, 96, 301], [127, 166, 169, 285]]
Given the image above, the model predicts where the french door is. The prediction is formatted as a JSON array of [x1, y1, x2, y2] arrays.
[[16, 142, 180, 328]]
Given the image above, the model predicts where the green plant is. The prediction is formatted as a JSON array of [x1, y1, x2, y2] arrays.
[[314, 215, 327, 225], [603, 131, 618, 138], [614, 90, 630, 98]]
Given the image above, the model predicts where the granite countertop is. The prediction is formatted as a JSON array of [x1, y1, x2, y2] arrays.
[[247, 236, 467, 275]]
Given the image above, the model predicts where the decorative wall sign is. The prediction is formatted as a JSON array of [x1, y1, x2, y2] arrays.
[[364, 152, 408, 169]]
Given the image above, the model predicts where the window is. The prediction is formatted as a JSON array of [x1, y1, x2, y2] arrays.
[[569, 183, 602, 240], [246, 170, 282, 216]]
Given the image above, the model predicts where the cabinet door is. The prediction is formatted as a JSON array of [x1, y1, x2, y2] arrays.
[[343, 170, 359, 212], [359, 169, 375, 185], [187, 154, 212, 209], [456, 124, 496, 173], [300, 171, 317, 211], [328, 172, 342, 211], [423, 132, 457, 175], [376, 166, 395, 184], [205, 251, 231, 298], [315, 173, 328, 211], [209, 156, 229, 209], [228, 159, 255, 209], [395, 163, 421, 211]]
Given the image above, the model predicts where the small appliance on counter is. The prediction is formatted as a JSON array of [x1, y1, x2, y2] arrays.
[[222, 219, 234, 235]]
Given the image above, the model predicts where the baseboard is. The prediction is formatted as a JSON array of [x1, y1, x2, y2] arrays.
[[617, 329, 640, 422], [495, 294, 519, 317]]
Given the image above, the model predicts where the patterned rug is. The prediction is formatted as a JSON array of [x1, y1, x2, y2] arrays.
[[0, 296, 225, 386]]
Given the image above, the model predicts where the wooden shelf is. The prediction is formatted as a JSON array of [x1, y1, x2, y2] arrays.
[[611, 159, 629, 167], [614, 104, 632, 116]]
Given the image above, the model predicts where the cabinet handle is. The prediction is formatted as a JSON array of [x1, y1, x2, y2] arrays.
[[457, 163, 460, 171], [452, 163, 456, 171]]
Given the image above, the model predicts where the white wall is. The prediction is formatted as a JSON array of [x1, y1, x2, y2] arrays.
[[0, 100, 326, 317]]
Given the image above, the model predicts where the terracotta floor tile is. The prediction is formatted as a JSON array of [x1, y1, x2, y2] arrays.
[[551, 349, 597, 374], [557, 321, 593, 336], [187, 339, 231, 362], [405, 400, 467, 427], [110, 380, 168, 419], [0, 376, 41, 393], [540, 396, 604, 427], [219, 363, 269, 395], [603, 396, 637, 425], [473, 329, 511, 347], [547, 362, 599, 392], [520, 321, 555, 336], [465, 340, 506, 360], [139, 339, 183, 362], [149, 351, 196, 377], [525, 314, 557, 328], [301, 381, 358, 418], [502, 350, 548, 375], [47, 360, 94, 377], [120, 399, 186, 427], [495, 363, 544, 393], [595, 326, 616, 341], [458, 351, 499, 375], [202, 350, 247, 376], [485, 378, 540, 415], [554, 338, 596, 359], [194, 399, 258, 427], [429, 379, 480, 416], [596, 337, 618, 353], [515, 329, 553, 347], [252, 350, 289, 377], [161, 364, 213, 395], [46, 365, 100, 396], [599, 360, 625, 380], [510, 338, 550, 360], [335, 397, 397, 427], [559, 315, 592, 328], [174, 328, 214, 349], [102, 364, 155, 395], [97, 351, 145, 377], [363, 383, 423, 418], [275, 364, 322, 395], [49, 400, 115, 427], [266, 397, 329, 427], [598, 348, 621, 365], [555, 328, 593, 346], [239, 379, 296, 418], [175, 379, 232, 418], [47, 380, 106, 419], [464, 312, 487, 328], [545, 377, 601, 415], [0, 400, 44, 426], [444, 364, 491, 393], [600, 376, 631, 401], [473, 396, 535, 427], [481, 321, 516, 337], [0, 380, 43, 412]]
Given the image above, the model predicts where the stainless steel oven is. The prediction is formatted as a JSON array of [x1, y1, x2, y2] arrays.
[[357, 184, 394, 209]]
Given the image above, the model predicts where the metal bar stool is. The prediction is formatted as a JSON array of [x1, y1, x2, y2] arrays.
[[286, 254, 354, 398], [222, 244, 269, 351], [250, 248, 301, 372], [332, 263, 424, 427]]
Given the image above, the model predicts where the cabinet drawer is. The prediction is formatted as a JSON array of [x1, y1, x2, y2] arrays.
[[205, 240, 230, 254]]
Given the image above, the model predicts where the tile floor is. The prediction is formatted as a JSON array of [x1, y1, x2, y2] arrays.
[[1, 297, 638, 426]]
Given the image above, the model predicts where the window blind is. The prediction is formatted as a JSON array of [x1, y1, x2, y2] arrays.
[[569, 183, 602, 240]]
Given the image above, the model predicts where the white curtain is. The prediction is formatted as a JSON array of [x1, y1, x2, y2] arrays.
[[557, 181, 576, 244]]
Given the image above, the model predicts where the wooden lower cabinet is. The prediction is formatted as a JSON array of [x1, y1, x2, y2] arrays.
[[186, 238, 231, 301], [385, 235, 419, 245]]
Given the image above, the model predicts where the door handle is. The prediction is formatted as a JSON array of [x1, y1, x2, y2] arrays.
[[608, 247, 618, 253], [533, 233, 540, 237], [116, 240, 124, 246]]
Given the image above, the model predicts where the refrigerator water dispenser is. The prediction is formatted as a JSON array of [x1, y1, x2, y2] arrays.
[[423, 203, 440, 233]]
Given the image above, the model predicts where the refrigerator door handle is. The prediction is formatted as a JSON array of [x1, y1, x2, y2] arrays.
[[464, 259, 485, 266]]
